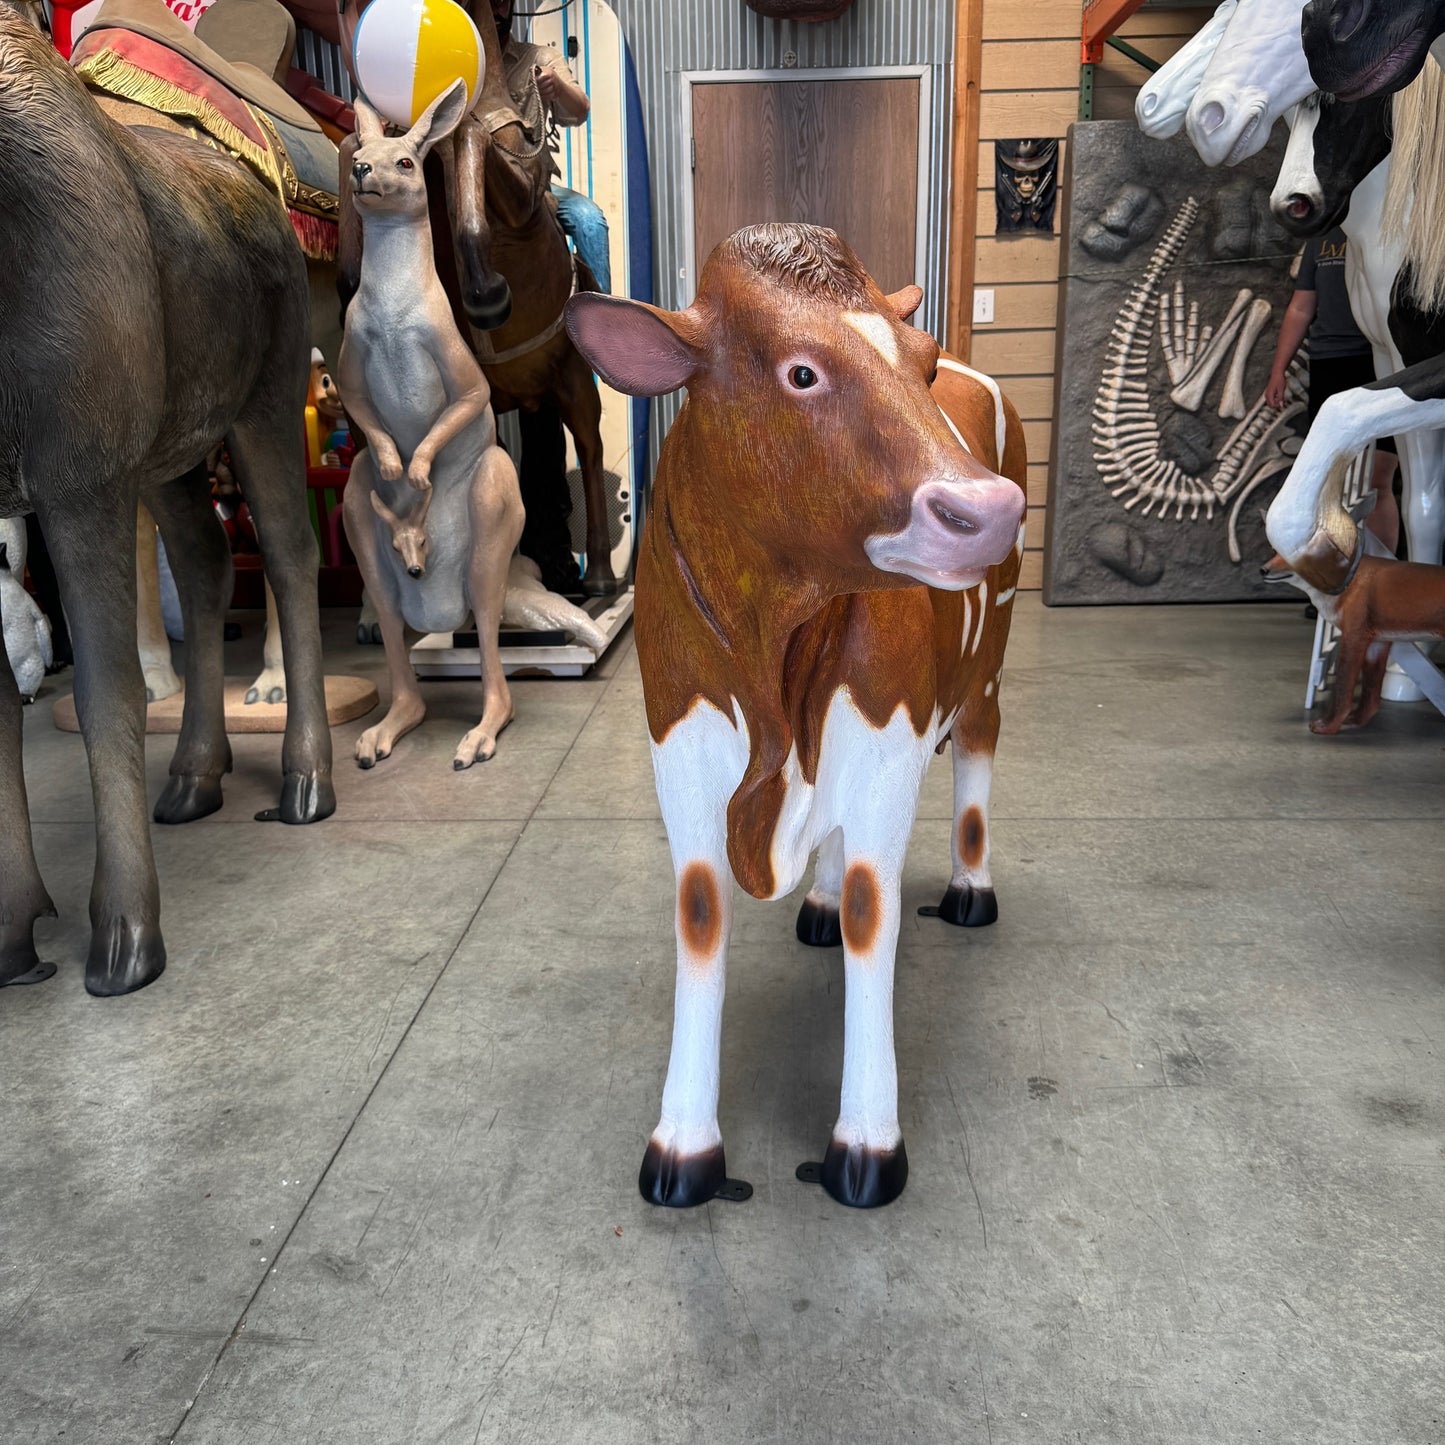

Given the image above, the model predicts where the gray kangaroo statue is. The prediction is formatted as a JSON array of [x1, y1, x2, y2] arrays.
[[339, 83, 526, 771], [0, 14, 333, 996]]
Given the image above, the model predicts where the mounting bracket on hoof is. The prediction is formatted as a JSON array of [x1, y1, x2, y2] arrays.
[[1, 961, 57, 987]]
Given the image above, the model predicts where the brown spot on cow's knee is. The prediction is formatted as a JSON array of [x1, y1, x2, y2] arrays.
[[841, 862, 881, 955], [959, 806, 986, 871], [678, 862, 722, 957]]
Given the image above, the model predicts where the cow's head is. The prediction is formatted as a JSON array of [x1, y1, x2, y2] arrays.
[[565, 224, 1024, 592]]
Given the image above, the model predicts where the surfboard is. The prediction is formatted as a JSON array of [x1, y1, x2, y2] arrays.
[[528, 0, 654, 580]]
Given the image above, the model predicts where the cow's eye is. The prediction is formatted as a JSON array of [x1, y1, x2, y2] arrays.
[[789, 365, 818, 390], [399, 157, 415, 170]]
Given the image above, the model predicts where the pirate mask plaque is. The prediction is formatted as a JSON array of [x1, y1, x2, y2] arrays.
[[996, 138, 1059, 233]]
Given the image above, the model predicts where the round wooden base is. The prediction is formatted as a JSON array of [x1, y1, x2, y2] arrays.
[[51, 676, 379, 735]]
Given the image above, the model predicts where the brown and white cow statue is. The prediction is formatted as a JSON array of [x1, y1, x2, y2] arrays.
[[565, 224, 1028, 1210]]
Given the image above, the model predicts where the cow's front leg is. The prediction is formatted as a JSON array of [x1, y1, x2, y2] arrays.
[[642, 851, 736, 1206], [823, 850, 909, 1208]]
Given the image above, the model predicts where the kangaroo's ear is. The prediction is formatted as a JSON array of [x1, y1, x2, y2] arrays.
[[565, 293, 705, 397], [369, 488, 399, 526], [354, 94, 387, 147], [405, 79, 469, 158]]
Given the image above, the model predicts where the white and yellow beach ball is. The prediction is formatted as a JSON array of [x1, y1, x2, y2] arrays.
[[351, 0, 486, 130]]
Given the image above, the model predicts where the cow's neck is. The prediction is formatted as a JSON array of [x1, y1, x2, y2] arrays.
[[641, 444, 832, 900]]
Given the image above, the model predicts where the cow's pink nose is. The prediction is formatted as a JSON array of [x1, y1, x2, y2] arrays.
[[864, 476, 1024, 590]]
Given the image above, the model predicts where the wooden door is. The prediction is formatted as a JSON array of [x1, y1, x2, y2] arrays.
[[691, 77, 921, 292]]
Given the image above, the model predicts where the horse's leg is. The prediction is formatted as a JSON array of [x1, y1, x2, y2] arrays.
[[553, 349, 620, 596], [37, 488, 166, 995], [455, 446, 525, 769], [147, 467, 234, 824], [24, 514, 71, 665], [0, 572, 56, 986], [136, 502, 181, 702], [226, 407, 335, 825], [337, 131, 363, 318], [796, 827, 844, 947], [516, 400, 581, 593], [449, 120, 512, 328], [244, 581, 287, 705]]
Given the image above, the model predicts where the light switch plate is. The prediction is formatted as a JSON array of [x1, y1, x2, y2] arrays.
[[973, 288, 995, 325]]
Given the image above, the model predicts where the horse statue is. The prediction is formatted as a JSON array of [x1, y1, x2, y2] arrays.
[[334, 0, 621, 597], [0, 11, 333, 997]]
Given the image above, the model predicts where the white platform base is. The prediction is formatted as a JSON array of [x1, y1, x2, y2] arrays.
[[410, 588, 633, 679]]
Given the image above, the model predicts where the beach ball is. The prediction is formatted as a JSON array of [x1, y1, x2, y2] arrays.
[[352, 0, 486, 130]]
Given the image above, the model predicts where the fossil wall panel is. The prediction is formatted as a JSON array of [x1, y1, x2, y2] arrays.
[[1044, 121, 1306, 605]]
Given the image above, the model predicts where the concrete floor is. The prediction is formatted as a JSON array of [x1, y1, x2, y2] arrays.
[[2, 598, 1442, 1445]]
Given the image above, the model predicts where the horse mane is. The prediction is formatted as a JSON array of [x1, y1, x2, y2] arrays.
[[1382, 60, 1445, 315], [719, 222, 873, 306]]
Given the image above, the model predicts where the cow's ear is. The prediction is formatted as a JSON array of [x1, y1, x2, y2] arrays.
[[565, 294, 703, 397], [886, 285, 924, 322]]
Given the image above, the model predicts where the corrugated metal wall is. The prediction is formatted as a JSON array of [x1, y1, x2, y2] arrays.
[[601, 0, 956, 338], [572, 0, 957, 465]]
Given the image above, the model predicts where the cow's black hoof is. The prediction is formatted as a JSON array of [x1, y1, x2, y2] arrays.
[[639, 1140, 752, 1207], [799, 1138, 909, 1208], [154, 773, 224, 825], [919, 883, 997, 928], [795, 896, 842, 948], [256, 770, 336, 824], [86, 918, 166, 997]]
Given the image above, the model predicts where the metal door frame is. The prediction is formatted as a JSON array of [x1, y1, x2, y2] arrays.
[[679, 65, 934, 304]]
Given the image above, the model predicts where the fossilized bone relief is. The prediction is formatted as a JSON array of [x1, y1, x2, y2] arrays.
[[1091, 196, 1306, 562]]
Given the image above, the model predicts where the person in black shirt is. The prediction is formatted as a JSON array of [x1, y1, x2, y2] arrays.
[[1265, 228, 1400, 549]]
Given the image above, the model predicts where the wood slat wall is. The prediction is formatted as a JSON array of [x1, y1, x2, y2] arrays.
[[972, 3, 1208, 587]]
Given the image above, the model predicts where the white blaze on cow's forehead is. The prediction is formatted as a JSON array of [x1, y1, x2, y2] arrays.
[[842, 311, 899, 367], [937, 357, 1007, 463]]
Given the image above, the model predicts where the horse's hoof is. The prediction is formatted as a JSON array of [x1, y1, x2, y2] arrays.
[[581, 570, 622, 599], [796, 897, 842, 948], [86, 918, 166, 997], [919, 883, 997, 928], [639, 1140, 751, 1207], [256, 771, 336, 824], [153, 774, 224, 825], [356, 624, 370, 645], [370, 624, 382, 645], [801, 1138, 908, 1209]]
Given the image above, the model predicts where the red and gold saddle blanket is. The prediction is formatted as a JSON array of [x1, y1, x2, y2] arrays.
[[70, 25, 338, 257]]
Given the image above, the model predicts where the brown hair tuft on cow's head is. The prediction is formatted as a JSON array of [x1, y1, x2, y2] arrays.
[[718, 223, 873, 307]]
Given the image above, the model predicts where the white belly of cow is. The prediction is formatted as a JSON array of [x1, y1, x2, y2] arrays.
[[650, 689, 939, 898]]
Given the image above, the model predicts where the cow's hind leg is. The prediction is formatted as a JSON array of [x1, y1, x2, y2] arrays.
[[40, 491, 166, 995], [796, 827, 844, 947], [148, 467, 233, 823], [923, 713, 1000, 927], [227, 411, 335, 823], [0, 578, 57, 986]]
